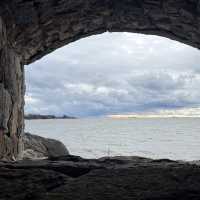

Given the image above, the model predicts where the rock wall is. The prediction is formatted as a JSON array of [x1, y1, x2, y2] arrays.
[[0, 17, 24, 160], [1, 0, 200, 64]]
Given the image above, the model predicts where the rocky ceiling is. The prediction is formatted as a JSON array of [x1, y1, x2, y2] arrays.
[[1, 0, 200, 64]]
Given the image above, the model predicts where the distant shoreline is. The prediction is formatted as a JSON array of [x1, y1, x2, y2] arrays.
[[107, 115, 200, 119], [25, 114, 77, 120]]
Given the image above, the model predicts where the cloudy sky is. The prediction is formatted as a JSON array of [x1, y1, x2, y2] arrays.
[[25, 32, 200, 117]]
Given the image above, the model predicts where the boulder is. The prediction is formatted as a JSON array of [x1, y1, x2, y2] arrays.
[[23, 133, 69, 159]]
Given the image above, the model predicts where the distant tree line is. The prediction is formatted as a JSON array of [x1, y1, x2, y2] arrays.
[[25, 114, 76, 120]]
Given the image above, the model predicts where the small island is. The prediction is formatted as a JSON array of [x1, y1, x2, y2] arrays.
[[25, 114, 76, 120]]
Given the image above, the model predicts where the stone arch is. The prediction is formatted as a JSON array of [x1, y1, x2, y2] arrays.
[[0, 0, 200, 160]]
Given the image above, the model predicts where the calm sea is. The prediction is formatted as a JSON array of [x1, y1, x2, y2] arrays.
[[25, 118, 200, 161]]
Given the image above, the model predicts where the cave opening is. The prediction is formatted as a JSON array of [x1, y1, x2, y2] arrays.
[[24, 32, 200, 161], [2, 1, 200, 198]]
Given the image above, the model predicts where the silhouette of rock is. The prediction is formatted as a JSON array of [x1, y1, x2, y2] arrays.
[[0, 156, 200, 199]]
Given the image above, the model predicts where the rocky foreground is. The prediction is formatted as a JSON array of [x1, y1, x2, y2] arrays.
[[1, 133, 200, 199], [1, 155, 200, 200]]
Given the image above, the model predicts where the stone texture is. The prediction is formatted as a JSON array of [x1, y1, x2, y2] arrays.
[[0, 0, 200, 64], [0, 156, 200, 200], [23, 132, 69, 159], [0, 16, 24, 161]]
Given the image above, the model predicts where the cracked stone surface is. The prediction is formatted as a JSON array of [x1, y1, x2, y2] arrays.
[[1, 156, 200, 200], [0, 16, 24, 161], [1, 0, 200, 65]]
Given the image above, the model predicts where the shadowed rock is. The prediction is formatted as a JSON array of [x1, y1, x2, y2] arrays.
[[1, 0, 200, 64], [0, 156, 200, 200]]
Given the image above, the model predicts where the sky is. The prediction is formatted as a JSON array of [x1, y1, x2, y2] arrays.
[[25, 32, 200, 117]]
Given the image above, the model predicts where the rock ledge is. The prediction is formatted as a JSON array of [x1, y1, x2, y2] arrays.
[[0, 155, 200, 200]]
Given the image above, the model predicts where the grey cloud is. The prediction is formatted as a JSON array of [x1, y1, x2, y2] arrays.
[[25, 33, 200, 117]]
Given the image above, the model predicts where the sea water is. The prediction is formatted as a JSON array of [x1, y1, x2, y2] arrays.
[[25, 117, 200, 161]]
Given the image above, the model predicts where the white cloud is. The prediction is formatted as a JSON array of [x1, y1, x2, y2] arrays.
[[25, 95, 39, 104], [25, 32, 200, 117]]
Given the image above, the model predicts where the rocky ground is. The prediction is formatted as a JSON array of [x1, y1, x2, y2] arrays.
[[1, 155, 200, 200], [1, 133, 200, 199]]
